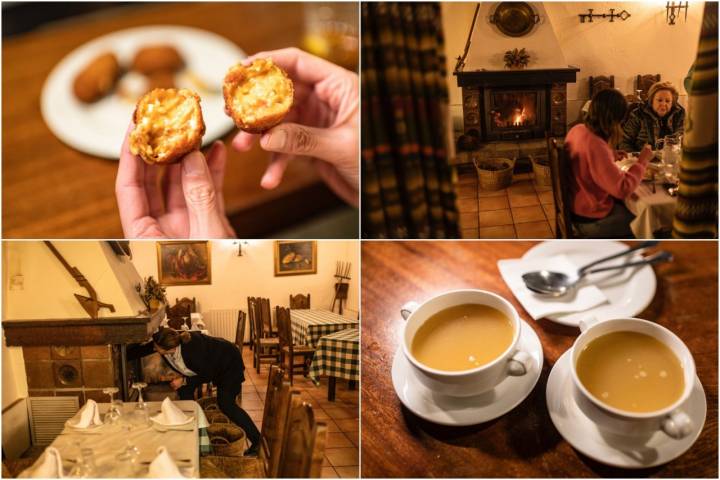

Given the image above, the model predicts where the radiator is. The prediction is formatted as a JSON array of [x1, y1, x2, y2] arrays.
[[203, 309, 241, 342], [27, 397, 78, 446]]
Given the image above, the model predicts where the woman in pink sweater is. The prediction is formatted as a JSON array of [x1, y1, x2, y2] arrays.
[[565, 88, 652, 238]]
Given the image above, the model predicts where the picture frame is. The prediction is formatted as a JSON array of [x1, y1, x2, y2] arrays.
[[274, 241, 317, 276], [157, 241, 212, 286]]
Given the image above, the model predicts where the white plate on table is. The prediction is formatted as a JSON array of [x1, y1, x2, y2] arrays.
[[41, 25, 245, 158], [522, 241, 656, 327]]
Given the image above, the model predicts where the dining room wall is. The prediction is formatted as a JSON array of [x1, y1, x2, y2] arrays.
[[129, 240, 360, 319], [443, 1, 704, 137]]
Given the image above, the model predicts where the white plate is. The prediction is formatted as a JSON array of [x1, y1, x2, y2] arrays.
[[41, 25, 245, 159], [391, 320, 543, 426], [522, 241, 656, 326], [150, 414, 194, 427], [546, 350, 706, 469]]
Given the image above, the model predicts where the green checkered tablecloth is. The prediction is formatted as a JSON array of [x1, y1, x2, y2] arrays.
[[309, 328, 359, 382], [290, 309, 358, 348]]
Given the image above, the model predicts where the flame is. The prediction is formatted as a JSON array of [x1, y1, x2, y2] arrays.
[[513, 108, 527, 126]]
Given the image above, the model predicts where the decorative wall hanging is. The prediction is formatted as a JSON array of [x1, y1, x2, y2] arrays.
[[666, 2, 689, 25], [490, 2, 539, 37], [332, 261, 352, 314], [274, 240, 317, 276], [503, 48, 530, 69], [578, 8, 631, 23], [157, 241, 212, 286]]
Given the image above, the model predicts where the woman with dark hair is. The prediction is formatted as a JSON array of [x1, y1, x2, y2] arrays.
[[620, 81, 685, 152], [127, 327, 260, 456], [565, 88, 652, 237]]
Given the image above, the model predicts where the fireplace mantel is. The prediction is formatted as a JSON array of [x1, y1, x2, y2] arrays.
[[454, 66, 580, 87], [3, 316, 149, 346]]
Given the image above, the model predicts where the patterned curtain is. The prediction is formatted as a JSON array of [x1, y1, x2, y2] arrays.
[[673, 2, 718, 238], [361, 2, 459, 239]]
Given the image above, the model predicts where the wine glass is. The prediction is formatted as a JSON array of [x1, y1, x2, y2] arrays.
[[69, 448, 97, 478], [102, 387, 122, 425], [131, 382, 150, 427]]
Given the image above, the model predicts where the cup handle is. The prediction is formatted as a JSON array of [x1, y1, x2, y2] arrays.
[[508, 351, 532, 376], [661, 410, 693, 439], [578, 316, 599, 333], [400, 301, 419, 321]]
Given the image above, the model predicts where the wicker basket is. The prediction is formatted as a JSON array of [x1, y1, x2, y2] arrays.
[[198, 397, 218, 411], [530, 154, 552, 187], [207, 411, 231, 424], [473, 157, 515, 191], [208, 423, 247, 457]]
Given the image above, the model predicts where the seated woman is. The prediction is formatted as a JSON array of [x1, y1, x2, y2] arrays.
[[565, 88, 652, 238], [128, 328, 261, 456], [620, 81, 685, 152]]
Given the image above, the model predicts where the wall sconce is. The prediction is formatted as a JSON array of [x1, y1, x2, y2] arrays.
[[666, 2, 689, 25], [234, 241, 249, 256]]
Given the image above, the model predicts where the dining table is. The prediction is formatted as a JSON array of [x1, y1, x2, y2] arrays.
[[625, 179, 676, 239], [309, 327, 359, 401], [2, 2, 348, 238], [19, 400, 208, 478], [290, 309, 358, 348], [361, 241, 718, 477]]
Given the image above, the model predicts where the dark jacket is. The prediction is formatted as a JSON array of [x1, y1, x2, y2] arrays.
[[127, 332, 244, 385], [620, 101, 685, 152]]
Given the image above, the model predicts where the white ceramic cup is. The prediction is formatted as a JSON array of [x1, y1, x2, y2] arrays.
[[400, 289, 532, 398], [571, 317, 695, 439]]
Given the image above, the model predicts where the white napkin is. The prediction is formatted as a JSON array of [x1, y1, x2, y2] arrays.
[[68, 399, 102, 428], [498, 254, 608, 320], [151, 397, 189, 425], [26, 447, 64, 478], [147, 446, 184, 478], [190, 313, 202, 321]]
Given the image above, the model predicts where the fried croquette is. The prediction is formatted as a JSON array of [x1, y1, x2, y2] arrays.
[[129, 88, 205, 165], [73, 52, 121, 103], [222, 58, 294, 133], [146, 71, 176, 92], [132, 45, 185, 75]]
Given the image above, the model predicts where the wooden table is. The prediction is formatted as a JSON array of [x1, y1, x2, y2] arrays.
[[290, 309, 358, 348], [2, 2, 346, 238], [361, 241, 718, 477], [309, 328, 359, 401]]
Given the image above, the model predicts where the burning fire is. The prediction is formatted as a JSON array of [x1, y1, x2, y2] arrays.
[[513, 108, 527, 126]]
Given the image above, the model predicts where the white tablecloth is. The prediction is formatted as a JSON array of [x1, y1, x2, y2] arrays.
[[21, 400, 207, 478], [625, 182, 676, 238]]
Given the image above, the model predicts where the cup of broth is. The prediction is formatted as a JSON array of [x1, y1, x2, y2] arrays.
[[570, 317, 696, 439], [400, 289, 532, 397]]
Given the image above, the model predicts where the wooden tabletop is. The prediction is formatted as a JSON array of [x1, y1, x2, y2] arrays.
[[2, 2, 345, 238], [361, 241, 718, 477]]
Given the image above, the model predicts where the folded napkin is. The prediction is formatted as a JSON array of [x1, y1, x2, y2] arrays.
[[190, 313, 202, 320], [68, 399, 102, 428], [151, 397, 189, 425], [25, 447, 63, 478], [498, 254, 608, 320], [147, 447, 184, 478]]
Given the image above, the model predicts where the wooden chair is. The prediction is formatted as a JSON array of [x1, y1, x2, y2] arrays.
[[257, 366, 293, 477], [252, 299, 280, 373], [637, 74, 661, 101], [276, 392, 328, 478], [247, 297, 257, 353], [166, 302, 192, 330], [235, 310, 246, 353], [547, 136, 579, 239], [258, 297, 277, 337], [589, 75, 615, 98], [289, 293, 311, 309], [277, 307, 315, 385], [175, 297, 197, 313]]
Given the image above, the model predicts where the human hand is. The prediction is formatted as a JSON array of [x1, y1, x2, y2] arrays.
[[169, 377, 185, 390], [232, 48, 359, 207], [116, 124, 235, 238], [613, 150, 628, 161], [638, 144, 653, 164]]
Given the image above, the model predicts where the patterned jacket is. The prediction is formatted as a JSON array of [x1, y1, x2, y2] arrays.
[[620, 102, 685, 152]]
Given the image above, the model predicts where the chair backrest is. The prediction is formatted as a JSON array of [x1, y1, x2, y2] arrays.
[[259, 298, 273, 336], [250, 299, 265, 349], [247, 297, 257, 344], [547, 136, 575, 239], [289, 293, 310, 309], [235, 310, 246, 352], [277, 393, 327, 478], [636, 74, 661, 101], [175, 297, 197, 313], [166, 302, 191, 329], [259, 366, 292, 478], [276, 306, 293, 350], [589, 75, 615, 98]]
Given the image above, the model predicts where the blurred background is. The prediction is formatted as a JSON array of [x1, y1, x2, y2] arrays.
[[2, 2, 359, 239]]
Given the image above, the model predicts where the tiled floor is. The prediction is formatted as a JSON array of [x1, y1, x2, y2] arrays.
[[457, 168, 557, 239], [241, 349, 359, 478]]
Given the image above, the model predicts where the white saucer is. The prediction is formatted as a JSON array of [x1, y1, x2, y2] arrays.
[[546, 350, 707, 469], [523, 241, 656, 326], [41, 26, 244, 158], [391, 320, 543, 426]]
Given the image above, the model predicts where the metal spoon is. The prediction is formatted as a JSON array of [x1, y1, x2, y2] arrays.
[[522, 242, 669, 297]]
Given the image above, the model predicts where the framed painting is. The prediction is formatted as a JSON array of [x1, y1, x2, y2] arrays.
[[274, 241, 317, 276], [157, 241, 212, 286]]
